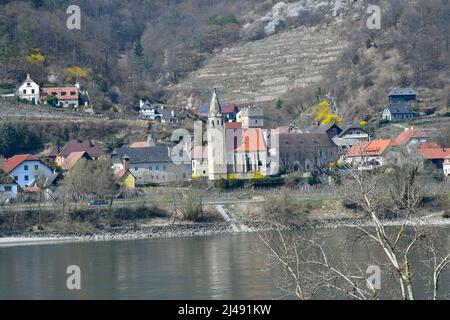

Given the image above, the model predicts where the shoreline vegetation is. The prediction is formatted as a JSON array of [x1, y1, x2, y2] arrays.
[[1, 180, 449, 247], [1, 210, 449, 247]]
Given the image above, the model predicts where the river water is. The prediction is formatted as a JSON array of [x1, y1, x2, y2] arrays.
[[0, 227, 449, 300]]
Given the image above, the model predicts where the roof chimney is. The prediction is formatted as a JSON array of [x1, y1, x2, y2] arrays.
[[122, 155, 130, 171]]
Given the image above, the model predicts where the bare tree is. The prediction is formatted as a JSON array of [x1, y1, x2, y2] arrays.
[[259, 163, 449, 300]]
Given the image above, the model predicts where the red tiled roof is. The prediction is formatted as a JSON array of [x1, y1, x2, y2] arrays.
[[393, 129, 428, 145], [221, 103, 238, 114], [2, 154, 40, 173], [41, 86, 79, 101], [117, 168, 135, 179], [345, 140, 392, 157], [345, 141, 370, 158], [225, 122, 242, 129], [418, 142, 450, 160], [364, 139, 393, 156], [58, 140, 104, 158], [61, 151, 91, 171], [234, 128, 266, 152], [22, 186, 40, 193], [419, 142, 441, 149], [130, 141, 151, 148]]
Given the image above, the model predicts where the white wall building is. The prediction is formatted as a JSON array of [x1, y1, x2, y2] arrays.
[[18, 74, 40, 105]]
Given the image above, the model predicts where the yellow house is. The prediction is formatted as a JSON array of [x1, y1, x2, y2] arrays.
[[117, 168, 136, 189]]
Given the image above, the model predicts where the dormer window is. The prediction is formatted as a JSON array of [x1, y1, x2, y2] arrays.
[[51, 92, 57, 96], [70, 91, 76, 95], [61, 92, 67, 96]]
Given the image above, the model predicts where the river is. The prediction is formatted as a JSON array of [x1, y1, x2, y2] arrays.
[[0, 227, 449, 300]]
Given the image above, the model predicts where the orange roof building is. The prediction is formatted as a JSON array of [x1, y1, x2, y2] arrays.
[[41, 86, 79, 107], [393, 129, 429, 146]]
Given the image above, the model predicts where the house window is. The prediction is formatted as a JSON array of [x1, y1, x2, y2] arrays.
[[4, 186, 12, 192], [24, 165, 29, 171], [32, 89, 35, 94], [35, 165, 39, 170], [14, 176, 18, 181], [163, 165, 167, 170], [70, 91, 76, 95], [156, 165, 160, 171], [23, 89, 26, 94], [27, 83, 30, 86], [24, 175, 29, 181], [135, 167, 138, 171], [61, 92, 67, 96]]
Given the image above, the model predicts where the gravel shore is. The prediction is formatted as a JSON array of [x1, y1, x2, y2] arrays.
[[1, 214, 448, 247]]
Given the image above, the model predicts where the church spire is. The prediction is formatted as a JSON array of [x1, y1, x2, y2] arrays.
[[209, 88, 221, 116]]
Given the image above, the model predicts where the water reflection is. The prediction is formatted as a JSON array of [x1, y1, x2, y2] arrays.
[[0, 228, 448, 300]]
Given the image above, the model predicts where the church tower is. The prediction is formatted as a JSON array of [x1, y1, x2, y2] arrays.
[[207, 89, 228, 180]]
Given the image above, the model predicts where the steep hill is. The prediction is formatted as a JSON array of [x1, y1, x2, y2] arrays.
[[0, 0, 448, 124], [177, 23, 346, 104]]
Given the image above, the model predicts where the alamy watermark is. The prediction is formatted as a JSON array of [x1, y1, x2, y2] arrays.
[[66, 265, 81, 290], [66, 5, 81, 30], [367, 265, 381, 290], [366, 5, 381, 30]]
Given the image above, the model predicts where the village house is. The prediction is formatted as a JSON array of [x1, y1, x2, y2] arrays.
[[333, 124, 370, 154], [116, 156, 137, 189], [2, 154, 55, 188], [138, 100, 179, 123], [278, 132, 338, 173], [17, 74, 40, 105], [60, 151, 93, 171], [344, 139, 393, 170], [388, 87, 417, 104], [111, 146, 191, 185], [302, 123, 343, 139], [382, 102, 416, 122], [0, 169, 19, 200], [393, 128, 431, 148], [53, 140, 105, 168], [40, 85, 80, 108], [418, 142, 450, 171]]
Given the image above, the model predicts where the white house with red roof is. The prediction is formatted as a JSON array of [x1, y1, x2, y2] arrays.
[[1, 154, 54, 188]]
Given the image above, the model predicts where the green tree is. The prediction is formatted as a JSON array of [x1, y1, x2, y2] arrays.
[[133, 41, 144, 58], [0, 122, 18, 157], [46, 95, 60, 108]]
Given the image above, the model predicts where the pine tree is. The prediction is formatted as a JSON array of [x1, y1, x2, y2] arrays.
[[133, 41, 144, 58]]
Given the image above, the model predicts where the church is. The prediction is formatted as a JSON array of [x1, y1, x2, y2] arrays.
[[192, 89, 279, 181]]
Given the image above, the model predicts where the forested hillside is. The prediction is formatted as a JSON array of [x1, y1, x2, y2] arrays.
[[0, 0, 449, 122]]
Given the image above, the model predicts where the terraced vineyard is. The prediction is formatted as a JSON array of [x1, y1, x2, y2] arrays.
[[179, 23, 346, 104]]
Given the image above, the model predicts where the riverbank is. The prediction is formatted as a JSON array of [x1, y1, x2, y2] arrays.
[[1, 212, 449, 247]]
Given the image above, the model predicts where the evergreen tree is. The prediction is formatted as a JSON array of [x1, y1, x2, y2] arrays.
[[133, 41, 144, 58]]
